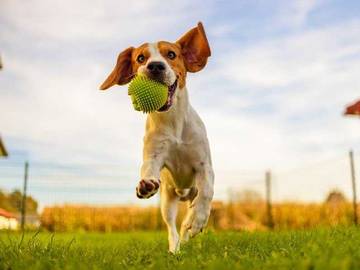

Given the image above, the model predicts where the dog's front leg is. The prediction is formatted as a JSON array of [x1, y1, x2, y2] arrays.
[[180, 165, 214, 240], [136, 141, 165, 199]]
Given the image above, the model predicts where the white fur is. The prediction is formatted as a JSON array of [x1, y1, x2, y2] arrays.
[[137, 43, 177, 86], [137, 43, 214, 253]]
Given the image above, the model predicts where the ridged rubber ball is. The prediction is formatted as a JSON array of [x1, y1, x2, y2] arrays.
[[128, 75, 168, 113]]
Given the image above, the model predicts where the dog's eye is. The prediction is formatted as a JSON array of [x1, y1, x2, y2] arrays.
[[137, 54, 145, 63], [167, 51, 176, 60]]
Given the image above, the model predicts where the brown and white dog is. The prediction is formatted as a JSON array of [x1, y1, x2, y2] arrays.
[[100, 22, 214, 253]]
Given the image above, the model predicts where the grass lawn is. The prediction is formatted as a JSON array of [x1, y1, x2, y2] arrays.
[[0, 227, 360, 270]]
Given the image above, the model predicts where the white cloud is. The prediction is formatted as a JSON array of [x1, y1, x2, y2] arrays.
[[277, 0, 321, 27], [0, 0, 210, 43], [190, 18, 360, 201], [220, 20, 360, 89], [0, 0, 359, 205]]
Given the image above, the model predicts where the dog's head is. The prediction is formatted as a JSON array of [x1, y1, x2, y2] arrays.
[[99, 22, 211, 112]]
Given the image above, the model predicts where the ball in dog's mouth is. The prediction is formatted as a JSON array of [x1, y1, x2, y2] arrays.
[[157, 80, 178, 112]]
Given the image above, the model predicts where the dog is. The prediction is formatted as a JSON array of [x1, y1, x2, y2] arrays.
[[99, 22, 214, 253]]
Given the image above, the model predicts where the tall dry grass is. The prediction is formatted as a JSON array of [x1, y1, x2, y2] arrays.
[[40, 201, 359, 232]]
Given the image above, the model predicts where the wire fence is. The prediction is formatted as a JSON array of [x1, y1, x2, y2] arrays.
[[0, 151, 359, 205], [0, 150, 359, 231]]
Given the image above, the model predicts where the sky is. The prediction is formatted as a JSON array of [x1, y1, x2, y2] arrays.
[[0, 0, 360, 207]]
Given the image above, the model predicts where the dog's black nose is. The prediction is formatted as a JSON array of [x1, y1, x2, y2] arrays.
[[147, 61, 166, 73]]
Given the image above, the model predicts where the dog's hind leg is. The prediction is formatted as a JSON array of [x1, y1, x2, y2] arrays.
[[180, 166, 214, 239], [160, 183, 180, 253], [179, 187, 198, 243]]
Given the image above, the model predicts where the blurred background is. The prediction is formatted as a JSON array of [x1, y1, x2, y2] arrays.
[[0, 0, 359, 231]]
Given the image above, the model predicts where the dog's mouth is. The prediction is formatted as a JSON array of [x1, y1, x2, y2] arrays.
[[157, 80, 178, 112]]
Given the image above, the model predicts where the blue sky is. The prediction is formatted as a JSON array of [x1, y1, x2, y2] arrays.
[[0, 0, 360, 208]]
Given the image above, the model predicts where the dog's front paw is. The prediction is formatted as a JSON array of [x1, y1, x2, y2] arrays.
[[136, 179, 160, 199]]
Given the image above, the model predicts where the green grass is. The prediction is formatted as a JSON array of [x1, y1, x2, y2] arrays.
[[0, 227, 360, 270]]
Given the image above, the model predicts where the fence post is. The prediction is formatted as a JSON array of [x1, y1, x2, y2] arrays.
[[265, 170, 274, 229], [349, 150, 358, 225], [21, 161, 29, 231]]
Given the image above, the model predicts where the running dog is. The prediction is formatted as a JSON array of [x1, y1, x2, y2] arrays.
[[100, 22, 214, 253]]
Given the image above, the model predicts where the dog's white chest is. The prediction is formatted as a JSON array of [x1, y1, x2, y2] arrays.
[[162, 140, 196, 188]]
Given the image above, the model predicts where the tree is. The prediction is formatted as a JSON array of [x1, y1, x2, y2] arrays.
[[0, 189, 38, 214], [325, 189, 347, 205]]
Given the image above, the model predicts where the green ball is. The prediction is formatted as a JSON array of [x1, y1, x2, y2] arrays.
[[128, 75, 168, 113]]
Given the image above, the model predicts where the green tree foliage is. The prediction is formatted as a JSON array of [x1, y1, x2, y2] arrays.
[[0, 189, 38, 214]]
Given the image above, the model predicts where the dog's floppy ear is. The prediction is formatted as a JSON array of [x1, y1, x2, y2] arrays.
[[176, 22, 211, 73], [99, 47, 134, 90]]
